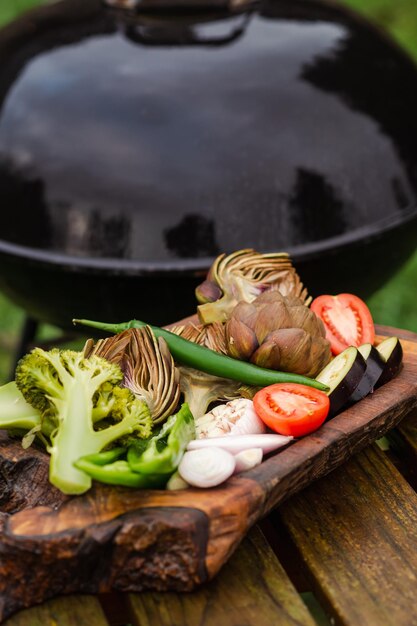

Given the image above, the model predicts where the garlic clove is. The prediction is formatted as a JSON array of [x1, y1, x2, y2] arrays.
[[228, 399, 265, 436], [178, 447, 236, 488], [166, 471, 190, 491], [195, 398, 265, 439], [234, 448, 263, 473]]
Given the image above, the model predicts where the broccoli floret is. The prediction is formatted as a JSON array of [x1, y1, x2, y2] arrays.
[[15, 348, 152, 495]]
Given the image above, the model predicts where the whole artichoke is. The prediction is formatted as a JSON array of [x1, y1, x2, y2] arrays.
[[225, 291, 331, 377]]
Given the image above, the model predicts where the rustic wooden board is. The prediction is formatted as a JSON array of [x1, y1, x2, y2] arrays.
[[0, 328, 416, 621], [128, 526, 316, 626], [277, 444, 417, 626]]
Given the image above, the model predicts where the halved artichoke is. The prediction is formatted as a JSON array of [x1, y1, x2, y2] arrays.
[[196, 248, 310, 324], [177, 366, 245, 419], [87, 327, 181, 424]]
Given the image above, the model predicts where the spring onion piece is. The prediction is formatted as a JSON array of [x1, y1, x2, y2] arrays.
[[73, 318, 329, 391], [187, 433, 292, 454], [178, 447, 236, 488]]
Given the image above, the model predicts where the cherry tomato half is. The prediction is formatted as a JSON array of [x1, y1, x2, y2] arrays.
[[310, 293, 375, 355], [253, 383, 330, 438]]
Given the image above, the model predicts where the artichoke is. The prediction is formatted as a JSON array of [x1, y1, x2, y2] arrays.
[[83, 333, 131, 366], [88, 327, 181, 424], [196, 248, 310, 324], [177, 367, 244, 420], [170, 321, 253, 418], [225, 291, 331, 377], [169, 321, 228, 355]]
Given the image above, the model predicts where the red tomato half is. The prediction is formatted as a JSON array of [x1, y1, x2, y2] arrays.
[[310, 293, 375, 355], [253, 383, 330, 438]]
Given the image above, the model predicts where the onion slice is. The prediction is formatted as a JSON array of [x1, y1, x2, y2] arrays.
[[187, 433, 292, 454], [179, 447, 236, 488]]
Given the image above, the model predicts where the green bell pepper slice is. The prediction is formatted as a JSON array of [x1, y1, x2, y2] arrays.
[[127, 403, 195, 475], [74, 457, 168, 489]]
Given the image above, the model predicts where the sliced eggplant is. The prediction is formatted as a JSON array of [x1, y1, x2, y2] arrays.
[[316, 347, 366, 416], [375, 337, 403, 387], [348, 343, 386, 403]]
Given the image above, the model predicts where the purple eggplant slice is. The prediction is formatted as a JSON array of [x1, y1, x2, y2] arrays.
[[376, 337, 403, 387], [349, 343, 386, 403], [316, 347, 366, 416]]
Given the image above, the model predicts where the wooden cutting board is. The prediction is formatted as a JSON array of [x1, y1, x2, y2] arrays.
[[0, 326, 416, 621]]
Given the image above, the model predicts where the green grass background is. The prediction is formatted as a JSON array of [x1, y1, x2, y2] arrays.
[[0, 0, 417, 382]]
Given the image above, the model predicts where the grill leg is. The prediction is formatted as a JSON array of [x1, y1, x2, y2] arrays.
[[10, 316, 39, 380]]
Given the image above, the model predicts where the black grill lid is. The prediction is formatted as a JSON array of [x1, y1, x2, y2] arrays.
[[0, 0, 416, 265], [0, 0, 417, 328]]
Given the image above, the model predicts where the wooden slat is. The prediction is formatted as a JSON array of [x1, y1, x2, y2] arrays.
[[397, 408, 417, 459], [278, 445, 417, 626], [128, 526, 316, 626], [380, 327, 417, 480], [4, 595, 109, 626]]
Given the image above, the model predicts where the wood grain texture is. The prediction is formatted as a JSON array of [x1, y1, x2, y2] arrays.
[[128, 525, 316, 626], [397, 409, 417, 454], [0, 505, 209, 621], [0, 331, 416, 621], [0, 432, 68, 513], [4, 595, 109, 626], [278, 444, 417, 626], [375, 324, 417, 342]]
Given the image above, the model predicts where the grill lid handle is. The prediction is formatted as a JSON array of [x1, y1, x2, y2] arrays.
[[103, 0, 256, 10]]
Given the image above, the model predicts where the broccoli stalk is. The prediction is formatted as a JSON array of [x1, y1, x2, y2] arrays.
[[15, 348, 152, 495], [0, 381, 41, 431]]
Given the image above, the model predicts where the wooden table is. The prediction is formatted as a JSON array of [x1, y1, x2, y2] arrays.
[[5, 328, 417, 626]]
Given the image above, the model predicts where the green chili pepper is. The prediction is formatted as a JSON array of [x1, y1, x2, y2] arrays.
[[127, 403, 195, 475], [74, 457, 168, 489], [73, 317, 329, 391]]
